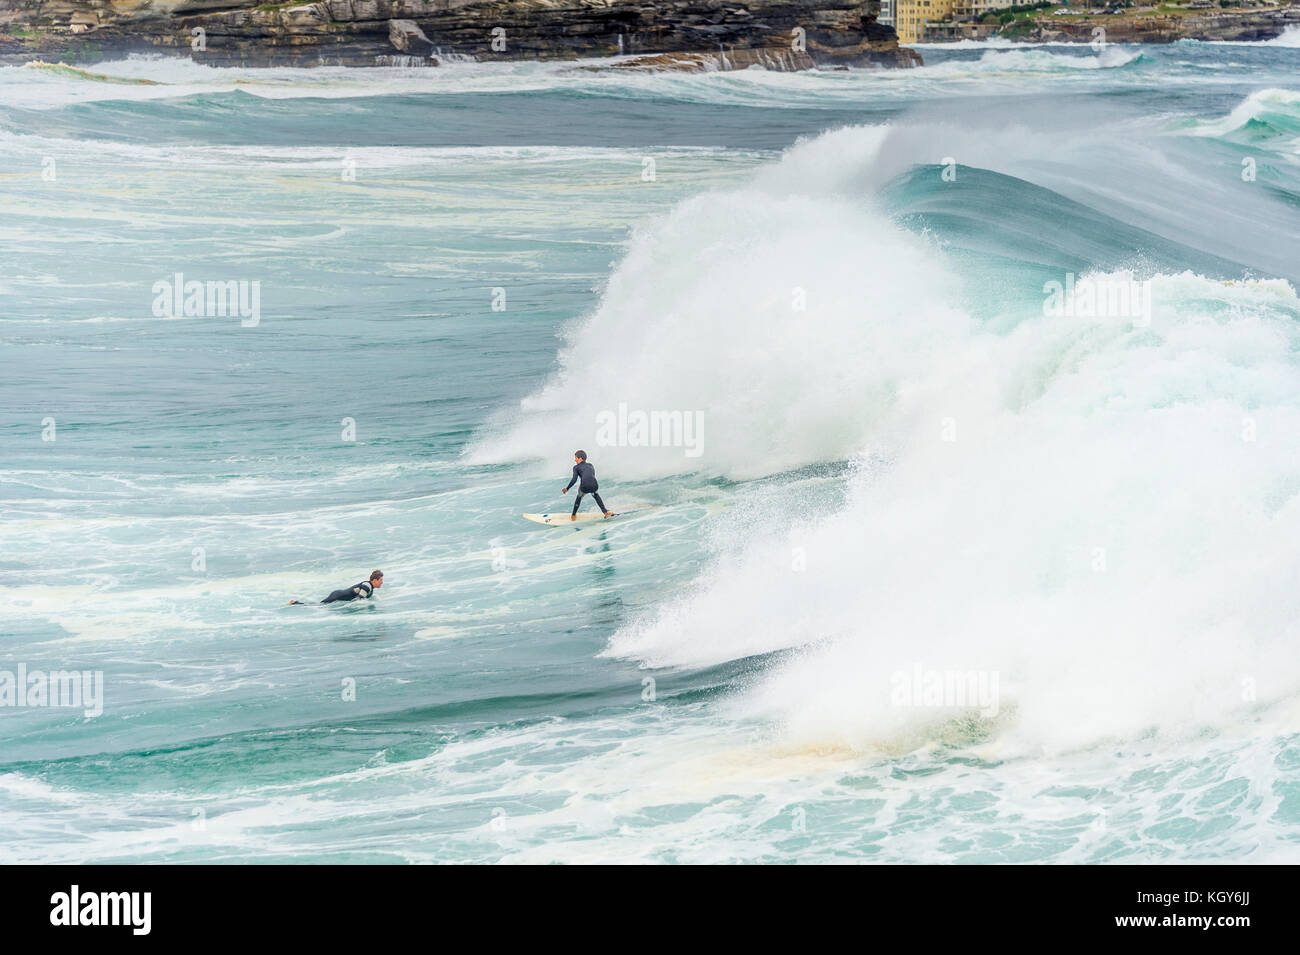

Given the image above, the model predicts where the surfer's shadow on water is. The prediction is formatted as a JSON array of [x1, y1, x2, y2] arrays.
[[580, 535, 621, 593], [333, 630, 387, 643], [575, 534, 613, 557], [290, 603, 393, 642], [331, 617, 400, 644]]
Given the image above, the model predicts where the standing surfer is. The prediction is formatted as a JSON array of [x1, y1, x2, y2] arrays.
[[562, 450, 613, 521]]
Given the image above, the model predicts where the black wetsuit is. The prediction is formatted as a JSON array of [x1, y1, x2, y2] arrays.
[[565, 461, 608, 516], [321, 581, 375, 604]]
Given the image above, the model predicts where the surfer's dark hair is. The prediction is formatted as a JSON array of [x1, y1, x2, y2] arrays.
[[370, 570, 383, 581], [574, 450, 587, 460]]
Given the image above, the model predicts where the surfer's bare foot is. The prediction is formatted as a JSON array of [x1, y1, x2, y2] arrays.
[[604, 512, 614, 518], [570, 514, 576, 521]]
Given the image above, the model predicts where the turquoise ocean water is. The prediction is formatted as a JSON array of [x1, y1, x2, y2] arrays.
[[2, 36, 1300, 862]]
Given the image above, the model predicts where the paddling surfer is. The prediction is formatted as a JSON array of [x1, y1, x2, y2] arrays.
[[289, 570, 383, 605]]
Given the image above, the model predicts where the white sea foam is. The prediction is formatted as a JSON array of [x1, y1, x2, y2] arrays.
[[464, 110, 1300, 756], [1265, 25, 1300, 48], [1184, 87, 1300, 138], [0, 43, 1150, 113], [6, 49, 1300, 864], [469, 125, 971, 480], [606, 267, 1300, 753]]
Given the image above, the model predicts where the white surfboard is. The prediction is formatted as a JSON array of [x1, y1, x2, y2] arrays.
[[521, 507, 653, 526]]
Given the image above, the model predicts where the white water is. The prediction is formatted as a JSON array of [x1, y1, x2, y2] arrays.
[[605, 264, 1300, 753], [1266, 25, 1300, 48], [462, 113, 1300, 758], [5, 43, 1300, 863], [471, 127, 974, 479]]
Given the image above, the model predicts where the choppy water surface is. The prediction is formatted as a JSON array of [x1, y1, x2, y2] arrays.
[[2, 39, 1299, 862]]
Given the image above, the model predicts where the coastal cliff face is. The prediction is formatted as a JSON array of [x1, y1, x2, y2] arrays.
[[0, 0, 923, 69], [1013, 7, 1300, 43]]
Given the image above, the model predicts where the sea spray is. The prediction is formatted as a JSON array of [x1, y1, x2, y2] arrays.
[[469, 126, 971, 480], [606, 266, 1300, 753]]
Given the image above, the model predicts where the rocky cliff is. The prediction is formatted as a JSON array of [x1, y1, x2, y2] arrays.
[[1007, 6, 1300, 43], [0, 0, 922, 69]]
